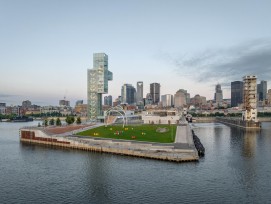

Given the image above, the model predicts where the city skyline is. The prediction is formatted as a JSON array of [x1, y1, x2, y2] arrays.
[[1, 0, 271, 106]]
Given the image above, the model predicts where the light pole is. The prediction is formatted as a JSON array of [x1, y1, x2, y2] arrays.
[[171, 117, 173, 142]]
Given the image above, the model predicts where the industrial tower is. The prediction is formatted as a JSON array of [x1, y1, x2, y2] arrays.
[[242, 75, 258, 122]]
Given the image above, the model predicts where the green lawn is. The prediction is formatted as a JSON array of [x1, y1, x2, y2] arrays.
[[77, 124, 177, 143]]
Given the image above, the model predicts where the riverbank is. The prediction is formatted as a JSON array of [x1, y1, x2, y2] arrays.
[[19, 124, 199, 162]]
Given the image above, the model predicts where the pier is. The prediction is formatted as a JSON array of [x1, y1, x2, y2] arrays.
[[19, 124, 199, 162]]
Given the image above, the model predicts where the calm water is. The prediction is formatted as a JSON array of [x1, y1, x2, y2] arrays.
[[1, 121, 271, 204]]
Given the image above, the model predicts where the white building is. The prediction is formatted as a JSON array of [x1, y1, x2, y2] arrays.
[[161, 94, 173, 107], [142, 110, 180, 124]]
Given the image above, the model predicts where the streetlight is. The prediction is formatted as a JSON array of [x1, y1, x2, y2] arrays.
[[171, 117, 173, 142]]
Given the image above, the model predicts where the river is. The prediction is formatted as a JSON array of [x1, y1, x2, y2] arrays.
[[0, 121, 271, 203]]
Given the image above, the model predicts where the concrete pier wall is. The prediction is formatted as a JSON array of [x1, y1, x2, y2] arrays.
[[20, 128, 199, 162], [216, 117, 261, 129]]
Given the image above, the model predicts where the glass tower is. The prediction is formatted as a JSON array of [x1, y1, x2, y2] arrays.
[[136, 81, 143, 105], [87, 53, 113, 120], [257, 80, 267, 101], [231, 81, 243, 107], [121, 84, 136, 104], [150, 83, 160, 104]]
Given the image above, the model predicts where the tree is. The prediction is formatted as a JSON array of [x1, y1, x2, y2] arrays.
[[44, 119, 48, 127], [56, 118, 62, 126], [65, 116, 75, 125], [76, 117, 81, 124], [49, 118, 55, 126]]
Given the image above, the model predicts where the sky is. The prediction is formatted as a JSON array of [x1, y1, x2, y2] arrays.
[[1, 0, 271, 106]]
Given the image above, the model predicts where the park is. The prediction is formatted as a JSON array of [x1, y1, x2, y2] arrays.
[[77, 124, 177, 143]]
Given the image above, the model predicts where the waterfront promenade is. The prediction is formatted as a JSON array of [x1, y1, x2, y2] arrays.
[[19, 123, 199, 162]]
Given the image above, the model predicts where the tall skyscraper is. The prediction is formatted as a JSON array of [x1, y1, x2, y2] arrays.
[[121, 84, 136, 104], [150, 83, 160, 104], [231, 81, 243, 107], [104, 95, 113, 106], [214, 84, 223, 104], [136, 81, 143, 104], [257, 80, 267, 101], [161, 94, 173, 107], [87, 53, 113, 120], [242, 75, 257, 122]]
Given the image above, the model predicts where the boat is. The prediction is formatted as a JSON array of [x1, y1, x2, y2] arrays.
[[0, 119, 10, 122], [12, 116, 33, 122]]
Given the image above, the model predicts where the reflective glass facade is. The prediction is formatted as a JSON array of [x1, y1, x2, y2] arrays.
[[87, 53, 113, 119]]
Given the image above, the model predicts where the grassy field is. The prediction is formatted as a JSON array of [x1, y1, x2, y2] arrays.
[[77, 124, 177, 143]]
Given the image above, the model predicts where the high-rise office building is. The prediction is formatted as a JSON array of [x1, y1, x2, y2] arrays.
[[145, 93, 153, 105], [242, 75, 257, 122], [75, 100, 83, 106], [136, 81, 143, 104], [214, 84, 223, 104], [121, 84, 136, 104], [22, 100, 31, 108], [87, 53, 113, 120], [150, 83, 160, 104], [174, 89, 190, 107], [161, 94, 173, 107], [174, 90, 186, 108], [257, 80, 267, 101], [59, 99, 70, 107], [231, 81, 243, 107], [104, 95, 113, 106]]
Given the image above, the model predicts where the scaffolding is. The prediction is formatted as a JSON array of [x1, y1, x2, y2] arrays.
[[242, 75, 258, 122]]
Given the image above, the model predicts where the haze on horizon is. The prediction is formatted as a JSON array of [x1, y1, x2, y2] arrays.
[[1, 0, 271, 106]]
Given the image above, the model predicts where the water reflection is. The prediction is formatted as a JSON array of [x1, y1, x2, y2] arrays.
[[230, 127, 259, 158], [84, 153, 111, 203]]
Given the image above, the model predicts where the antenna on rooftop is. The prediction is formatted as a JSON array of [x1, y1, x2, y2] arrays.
[[64, 89, 67, 100]]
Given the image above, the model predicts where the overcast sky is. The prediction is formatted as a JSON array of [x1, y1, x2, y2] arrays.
[[1, 0, 271, 106]]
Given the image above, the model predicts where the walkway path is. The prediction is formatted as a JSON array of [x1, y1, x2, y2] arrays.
[[175, 124, 195, 149]]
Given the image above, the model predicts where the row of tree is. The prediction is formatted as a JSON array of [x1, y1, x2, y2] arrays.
[[41, 116, 81, 127]]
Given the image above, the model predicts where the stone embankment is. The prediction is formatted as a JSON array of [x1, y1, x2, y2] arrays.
[[19, 125, 199, 163]]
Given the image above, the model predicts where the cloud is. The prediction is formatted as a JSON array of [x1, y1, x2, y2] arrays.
[[167, 39, 271, 83]]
